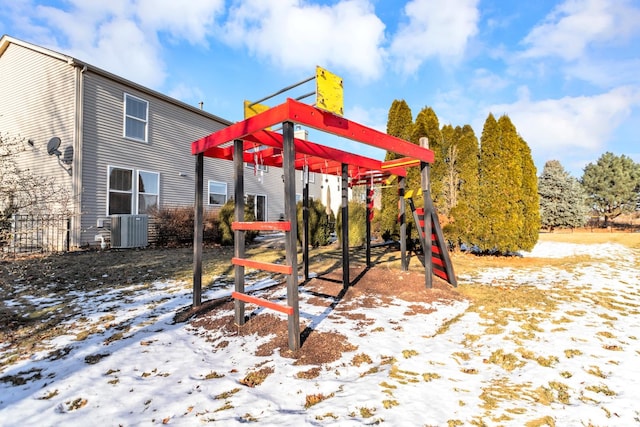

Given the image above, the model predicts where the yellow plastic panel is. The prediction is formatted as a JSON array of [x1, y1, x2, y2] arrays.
[[244, 100, 270, 119], [244, 100, 272, 130], [316, 66, 343, 116]]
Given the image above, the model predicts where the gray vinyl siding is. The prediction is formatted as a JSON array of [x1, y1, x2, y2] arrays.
[[80, 72, 233, 245], [2, 35, 325, 247], [0, 42, 75, 207]]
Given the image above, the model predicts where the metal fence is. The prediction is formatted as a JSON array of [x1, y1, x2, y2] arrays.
[[1, 214, 70, 255]]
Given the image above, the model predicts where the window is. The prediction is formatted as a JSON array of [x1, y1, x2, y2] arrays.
[[138, 170, 159, 214], [108, 167, 159, 215], [108, 167, 133, 215], [300, 169, 315, 183], [209, 180, 227, 205], [124, 93, 148, 141], [245, 146, 268, 172], [246, 194, 266, 221]]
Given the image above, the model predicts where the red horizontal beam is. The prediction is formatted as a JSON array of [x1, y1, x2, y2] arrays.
[[231, 291, 294, 316], [191, 98, 434, 165], [285, 99, 434, 163], [232, 221, 291, 231], [192, 102, 290, 154], [231, 257, 293, 275]]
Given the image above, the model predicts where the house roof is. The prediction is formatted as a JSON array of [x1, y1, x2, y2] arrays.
[[192, 98, 434, 185], [0, 34, 232, 127]]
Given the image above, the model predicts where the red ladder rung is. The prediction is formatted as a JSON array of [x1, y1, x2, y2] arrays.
[[231, 257, 293, 275], [231, 291, 294, 315], [232, 221, 291, 231]]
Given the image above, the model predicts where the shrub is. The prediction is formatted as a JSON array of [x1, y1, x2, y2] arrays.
[[336, 201, 367, 247], [150, 206, 220, 246], [296, 199, 334, 247], [218, 198, 258, 246]]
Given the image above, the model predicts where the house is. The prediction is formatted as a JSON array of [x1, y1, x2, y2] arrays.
[[0, 35, 323, 249]]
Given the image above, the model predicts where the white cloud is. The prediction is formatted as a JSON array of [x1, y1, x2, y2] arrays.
[[220, 0, 386, 81], [485, 86, 640, 155], [135, 0, 224, 45], [389, 0, 480, 74], [17, 0, 225, 89], [564, 58, 640, 88], [470, 68, 509, 92], [521, 0, 640, 61]]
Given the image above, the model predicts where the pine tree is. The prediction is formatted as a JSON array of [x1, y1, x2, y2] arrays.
[[538, 160, 588, 230], [581, 152, 640, 226], [476, 113, 502, 251], [518, 136, 540, 250], [413, 107, 443, 210], [446, 125, 480, 248], [477, 114, 530, 253], [381, 100, 413, 237], [440, 124, 458, 218]]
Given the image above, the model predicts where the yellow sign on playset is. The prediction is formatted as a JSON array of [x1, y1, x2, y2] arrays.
[[315, 66, 343, 116], [243, 65, 344, 119]]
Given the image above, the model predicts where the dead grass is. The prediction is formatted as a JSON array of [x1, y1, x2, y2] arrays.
[[538, 231, 640, 249]]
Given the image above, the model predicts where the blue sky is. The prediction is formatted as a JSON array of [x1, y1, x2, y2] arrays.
[[1, 0, 639, 177]]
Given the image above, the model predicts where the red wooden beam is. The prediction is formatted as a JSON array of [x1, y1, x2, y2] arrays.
[[231, 291, 294, 316], [192, 102, 290, 154], [191, 98, 434, 164], [232, 221, 291, 231], [285, 99, 434, 163], [231, 257, 293, 275]]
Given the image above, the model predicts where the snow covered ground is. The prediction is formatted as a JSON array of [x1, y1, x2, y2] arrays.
[[1, 241, 639, 426]]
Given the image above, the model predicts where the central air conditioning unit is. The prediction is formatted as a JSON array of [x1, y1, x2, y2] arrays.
[[110, 214, 148, 248]]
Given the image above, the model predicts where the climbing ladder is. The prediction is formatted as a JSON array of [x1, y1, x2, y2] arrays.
[[405, 191, 457, 286], [231, 221, 296, 315]]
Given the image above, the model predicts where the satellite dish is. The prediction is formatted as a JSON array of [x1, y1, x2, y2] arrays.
[[47, 137, 62, 156]]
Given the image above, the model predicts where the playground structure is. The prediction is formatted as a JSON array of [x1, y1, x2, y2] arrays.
[[190, 68, 455, 350]]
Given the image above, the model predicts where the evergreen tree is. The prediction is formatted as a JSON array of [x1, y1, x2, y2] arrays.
[[445, 125, 480, 248], [477, 114, 537, 253], [581, 152, 640, 226], [440, 124, 458, 218], [381, 100, 413, 237], [538, 160, 588, 230], [413, 107, 444, 210], [518, 136, 540, 250], [476, 113, 503, 251]]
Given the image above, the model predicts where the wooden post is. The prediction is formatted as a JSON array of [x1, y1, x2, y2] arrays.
[[193, 153, 203, 307], [365, 180, 371, 267], [420, 137, 432, 289], [302, 165, 309, 281], [283, 121, 300, 350], [341, 163, 349, 288], [234, 140, 246, 324], [399, 175, 407, 271]]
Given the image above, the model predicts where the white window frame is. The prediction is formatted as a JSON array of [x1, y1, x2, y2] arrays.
[[300, 169, 315, 183], [245, 146, 269, 172], [123, 93, 149, 142], [137, 169, 160, 214], [107, 166, 160, 215], [208, 180, 227, 206], [246, 193, 267, 221], [107, 166, 134, 215]]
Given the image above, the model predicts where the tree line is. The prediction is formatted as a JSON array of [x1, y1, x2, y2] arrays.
[[380, 100, 640, 254]]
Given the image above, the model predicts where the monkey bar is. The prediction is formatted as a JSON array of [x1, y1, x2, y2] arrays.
[[191, 98, 452, 351]]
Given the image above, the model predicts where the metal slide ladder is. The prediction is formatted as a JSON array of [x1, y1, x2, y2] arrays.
[[405, 193, 457, 286]]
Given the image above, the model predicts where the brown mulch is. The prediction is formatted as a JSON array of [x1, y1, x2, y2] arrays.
[[183, 265, 464, 366]]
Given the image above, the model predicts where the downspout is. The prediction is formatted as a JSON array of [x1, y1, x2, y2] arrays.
[[70, 59, 87, 248]]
